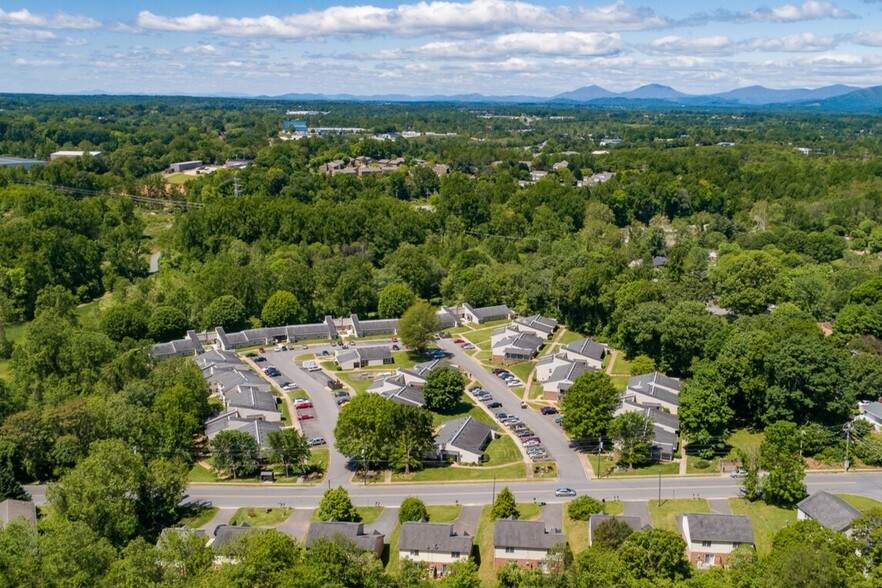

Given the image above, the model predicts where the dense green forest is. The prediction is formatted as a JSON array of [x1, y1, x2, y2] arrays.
[[1, 95, 882, 585]]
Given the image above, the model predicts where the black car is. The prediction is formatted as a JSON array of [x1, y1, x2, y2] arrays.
[[245, 352, 258, 358], [253, 356, 266, 363], [487, 401, 502, 409]]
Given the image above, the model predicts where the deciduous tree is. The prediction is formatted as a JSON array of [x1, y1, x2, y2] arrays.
[[560, 372, 620, 440], [317, 486, 360, 522], [491, 487, 519, 520], [423, 367, 465, 413], [211, 430, 260, 480], [267, 428, 310, 478], [609, 412, 654, 469], [398, 301, 440, 352]]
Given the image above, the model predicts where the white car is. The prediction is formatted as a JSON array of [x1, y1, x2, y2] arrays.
[[507, 380, 522, 387], [282, 382, 297, 391]]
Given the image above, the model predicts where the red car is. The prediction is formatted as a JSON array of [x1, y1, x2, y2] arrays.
[[294, 401, 313, 409], [453, 338, 465, 344], [521, 436, 540, 445], [297, 414, 314, 421]]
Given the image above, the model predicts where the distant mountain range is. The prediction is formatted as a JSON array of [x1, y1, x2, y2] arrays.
[[31, 83, 882, 113], [259, 83, 882, 112]]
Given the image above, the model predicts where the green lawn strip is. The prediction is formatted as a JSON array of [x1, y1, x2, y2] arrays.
[[648, 499, 710, 533], [319, 361, 337, 371], [609, 353, 632, 376], [178, 506, 219, 528], [5, 322, 26, 343], [166, 172, 193, 184], [529, 384, 545, 399], [594, 455, 679, 477], [357, 506, 384, 524], [391, 350, 427, 369], [464, 325, 504, 348], [309, 448, 330, 471], [564, 515, 589, 553], [609, 375, 630, 392], [391, 462, 526, 482], [279, 395, 292, 425], [188, 462, 220, 483], [604, 501, 625, 515], [557, 330, 585, 346], [336, 372, 374, 395], [508, 361, 535, 385], [473, 351, 492, 363], [483, 433, 522, 466], [475, 506, 496, 585], [295, 353, 313, 361], [431, 396, 495, 427], [686, 457, 720, 474], [229, 507, 294, 527], [74, 297, 107, 329], [517, 502, 542, 520], [728, 498, 796, 555], [836, 494, 882, 511], [726, 429, 765, 459], [386, 523, 402, 573]]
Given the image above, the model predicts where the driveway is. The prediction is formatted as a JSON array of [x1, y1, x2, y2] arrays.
[[372, 507, 400, 537], [540, 501, 564, 530], [623, 501, 652, 528], [438, 340, 588, 485], [276, 508, 315, 541], [455, 504, 483, 536]]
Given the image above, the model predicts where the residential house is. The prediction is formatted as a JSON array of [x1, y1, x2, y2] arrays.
[[561, 338, 607, 370], [535, 353, 576, 383], [335, 346, 394, 369], [305, 520, 385, 558], [493, 517, 567, 570], [437, 306, 460, 329], [858, 400, 882, 431], [797, 492, 861, 535], [617, 400, 679, 461], [491, 327, 545, 364], [433, 416, 497, 464], [513, 315, 558, 339], [681, 513, 755, 568], [349, 314, 398, 338], [399, 521, 473, 577], [460, 303, 514, 325], [220, 386, 282, 422], [206, 368, 268, 395], [210, 523, 256, 550], [623, 372, 681, 415], [50, 150, 101, 160], [0, 499, 37, 527], [587, 515, 648, 546], [150, 330, 204, 359], [540, 360, 590, 401], [204, 413, 283, 450], [194, 348, 241, 372]]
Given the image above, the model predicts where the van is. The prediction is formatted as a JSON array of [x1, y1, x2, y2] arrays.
[[307, 365, 321, 372]]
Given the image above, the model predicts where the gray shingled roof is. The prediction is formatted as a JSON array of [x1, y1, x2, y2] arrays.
[[861, 401, 882, 422], [356, 346, 393, 362], [436, 416, 495, 456], [515, 315, 557, 335], [212, 523, 255, 549], [224, 387, 280, 413], [627, 372, 681, 406], [797, 492, 861, 532], [548, 361, 588, 386], [305, 521, 383, 552], [494, 518, 566, 550], [495, 332, 544, 355], [384, 384, 426, 407], [563, 338, 607, 361], [0, 499, 36, 526], [620, 400, 679, 432], [399, 522, 473, 553], [468, 304, 512, 320], [683, 513, 754, 544]]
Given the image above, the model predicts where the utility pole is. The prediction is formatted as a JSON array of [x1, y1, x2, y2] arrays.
[[233, 175, 241, 197], [844, 423, 851, 472], [492, 476, 497, 505]]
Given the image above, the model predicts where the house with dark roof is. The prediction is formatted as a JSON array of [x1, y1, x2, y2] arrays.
[[194, 348, 241, 372], [587, 515, 649, 546], [0, 499, 36, 527], [399, 521, 473, 577], [349, 314, 399, 338], [540, 361, 590, 401], [384, 384, 426, 408], [437, 306, 460, 329], [797, 492, 861, 535], [624, 372, 681, 415], [433, 416, 497, 463], [858, 400, 882, 431], [220, 386, 282, 421], [561, 338, 608, 370], [493, 517, 567, 570], [150, 330, 204, 359], [204, 413, 283, 451], [681, 513, 755, 568], [210, 523, 256, 550], [305, 520, 385, 558], [490, 327, 545, 364], [460, 303, 514, 325], [512, 315, 558, 339], [616, 400, 680, 461], [335, 346, 394, 369], [206, 368, 268, 394]]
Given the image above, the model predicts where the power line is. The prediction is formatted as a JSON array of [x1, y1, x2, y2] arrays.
[[7, 181, 204, 210]]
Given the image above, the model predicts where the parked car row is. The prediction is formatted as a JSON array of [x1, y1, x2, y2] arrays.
[[491, 368, 522, 387], [468, 385, 495, 405], [263, 366, 281, 377], [494, 410, 548, 459]]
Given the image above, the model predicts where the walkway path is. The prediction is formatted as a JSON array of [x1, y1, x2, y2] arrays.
[[372, 507, 400, 537], [540, 502, 564, 530], [456, 505, 483, 536], [679, 442, 689, 476], [604, 349, 620, 376], [623, 501, 652, 528], [276, 508, 315, 541], [199, 507, 236, 533], [148, 251, 162, 274], [708, 499, 733, 515]]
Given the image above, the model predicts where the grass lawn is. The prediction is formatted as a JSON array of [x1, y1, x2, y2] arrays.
[[728, 498, 796, 554], [609, 375, 630, 392], [517, 502, 542, 520], [392, 350, 427, 369], [188, 462, 220, 483], [178, 506, 219, 528], [392, 462, 526, 482], [5, 322, 26, 343], [336, 372, 374, 395], [279, 395, 292, 425], [474, 351, 492, 363], [595, 455, 679, 478], [431, 396, 495, 427], [529, 384, 545, 399], [564, 515, 589, 552], [686, 457, 720, 474], [357, 506, 384, 524], [483, 434, 522, 466], [648, 499, 710, 532], [726, 429, 764, 459], [465, 325, 501, 348], [166, 172, 193, 185], [557, 330, 585, 345], [509, 361, 535, 384], [837, 494, 882, 511], [475, 506, 496, 585], [309, 448, 330, 471], [295, 353, 313, 361], [75, 297, 106, 330], [609, 353, 631, 375], [230, 507, 294, 527]]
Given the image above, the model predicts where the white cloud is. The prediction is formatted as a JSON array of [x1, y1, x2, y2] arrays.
[[0, 27, 57, 44], [647, 35, 734, 55], [136, 0, 667, 39], [12, 57, 61, 67], [852, 31, 882, 46], [0, 8, 99, 30], [746, 1, 855, 22], [742, 32, 837, 52], [380, 32, 624, 59]]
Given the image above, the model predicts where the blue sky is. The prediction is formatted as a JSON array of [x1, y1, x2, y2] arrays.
[[3, 0, 882, 96]]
